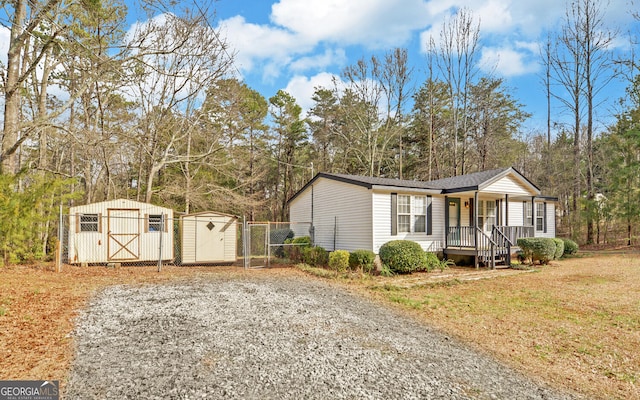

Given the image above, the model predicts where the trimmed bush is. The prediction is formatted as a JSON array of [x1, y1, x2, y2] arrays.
[[552, 238, 565, 260], [517, 238, 556, 264], [562, 238, 579, 255], [284, 236, 312, 263], [349, 250, 376, 273], [328, 250, 350, 272], [424, 252, 440, 272], [302, 246, 328, 267], [378, 240, 428, 274]]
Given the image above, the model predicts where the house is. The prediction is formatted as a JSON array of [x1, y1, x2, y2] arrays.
[[179, 211, 238, 264], [287, 167, 557, 267], [68, 199, 174, 265]]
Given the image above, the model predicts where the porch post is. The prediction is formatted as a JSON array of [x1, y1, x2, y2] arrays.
[[474, 191, 479, 269], [531, 196, 536, 236], [444, 195, 449, 248], [505, 194, 509, 226]]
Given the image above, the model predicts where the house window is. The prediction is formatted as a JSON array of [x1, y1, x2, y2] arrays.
[[79, 214, 99, 232], [536, 203, 545, 232], [397, 195, 411, 233], [148, 214, 163, 232], [396, 195, 427, 233], [523, 202, 533, 226], [477, 200, 496, 231], [414, 196, 426, 233]]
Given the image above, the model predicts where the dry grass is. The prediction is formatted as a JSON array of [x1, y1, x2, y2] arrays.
[[0, 263, 265, 392], [1, 255, 638, 400], [349, 254, 640, 400]]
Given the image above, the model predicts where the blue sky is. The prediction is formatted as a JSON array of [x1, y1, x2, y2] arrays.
[[204, 0, 639, 135], [1, 0, 637, 135]]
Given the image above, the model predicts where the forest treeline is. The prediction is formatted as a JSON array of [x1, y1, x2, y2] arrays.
[[1, 0, 639, 264]]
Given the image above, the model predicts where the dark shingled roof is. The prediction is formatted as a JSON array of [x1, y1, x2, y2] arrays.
[[287, 167, 543, 204], [315, 172, 439, 190], [423, 168, 511, 191]]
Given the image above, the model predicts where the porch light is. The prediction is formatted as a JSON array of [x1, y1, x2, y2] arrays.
[[464, 201, 469, 208]]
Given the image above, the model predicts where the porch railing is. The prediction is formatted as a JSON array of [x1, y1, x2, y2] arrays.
[[476, 228, 498, 269], [447, 225, 534, 249], [446, 225, 533, 268], [495, 225, 534, 245]]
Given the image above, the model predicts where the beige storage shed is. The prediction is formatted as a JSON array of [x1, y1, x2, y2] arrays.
[[68, 199, 174, 265], [180, 211, 238, 264]]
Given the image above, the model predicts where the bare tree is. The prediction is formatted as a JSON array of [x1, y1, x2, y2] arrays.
[[123, 6, 234, 203], [430, 8, 481, 176]]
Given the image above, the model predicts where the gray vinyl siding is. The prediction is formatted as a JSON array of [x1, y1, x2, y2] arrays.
[[289, 178, 372, 251], [483, 175, 533, 196], [372, 192, 445, 253], [535, 202, 556, 238]]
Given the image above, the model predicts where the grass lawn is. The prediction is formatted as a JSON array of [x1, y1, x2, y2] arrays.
[[348, 253, 640, 400], [0, 254, 638, 399]]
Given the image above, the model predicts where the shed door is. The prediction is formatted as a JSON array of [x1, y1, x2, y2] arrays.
[[195, 216, 225, 262], [108, 208, 140, 261]]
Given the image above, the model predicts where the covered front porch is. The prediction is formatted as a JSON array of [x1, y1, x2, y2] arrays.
[[442, 191, 540, 268]]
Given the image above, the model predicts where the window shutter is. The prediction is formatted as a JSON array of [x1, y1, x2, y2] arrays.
[[75, 214, 80, 233], [543, 202, 547, 233], [469, 198, 474, 224], [391, 193, 397, 236], [98, 213, 103, 233], [144, 214, 149, 233], [426, 195, 432, 236], [164, 214, 169, 233]]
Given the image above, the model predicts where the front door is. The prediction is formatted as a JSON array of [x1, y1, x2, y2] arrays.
[[107, 208, 140, 261], [448, 198, 461, 246]]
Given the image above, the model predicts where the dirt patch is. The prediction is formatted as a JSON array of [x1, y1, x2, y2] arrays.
[[0, 263, 257, 390]]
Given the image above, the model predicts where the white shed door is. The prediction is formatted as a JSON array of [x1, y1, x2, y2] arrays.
[[108, 208, 140, 261], [195, 216, 225, 262]]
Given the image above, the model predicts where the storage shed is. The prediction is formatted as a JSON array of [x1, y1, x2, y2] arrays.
[[179, 211, 238, 264], [68, 199, 174, 264]]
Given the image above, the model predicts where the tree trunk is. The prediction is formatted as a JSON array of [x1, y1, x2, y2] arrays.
[[1, 0, 26, 174]]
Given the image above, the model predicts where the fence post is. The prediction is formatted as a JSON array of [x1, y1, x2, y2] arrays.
[[157, 214, 164, 272], [58, 204, 64, 271]]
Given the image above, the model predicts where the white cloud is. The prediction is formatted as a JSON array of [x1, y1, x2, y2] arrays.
[[270, 0, 431, 48], [479, 45, 539, 77], [284, 72, 344, 115], [289, 48, 347, 73]]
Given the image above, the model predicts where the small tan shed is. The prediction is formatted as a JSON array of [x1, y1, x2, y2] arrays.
[[180, 211, 238, 264]]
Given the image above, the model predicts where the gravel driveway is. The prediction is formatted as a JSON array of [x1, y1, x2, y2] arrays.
[[65, 273, 581, 399]]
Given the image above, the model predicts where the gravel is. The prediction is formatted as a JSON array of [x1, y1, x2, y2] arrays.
[[65, 274, 582, 399]]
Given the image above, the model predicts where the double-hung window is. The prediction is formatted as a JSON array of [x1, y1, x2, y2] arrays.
[[397, 195, 411, 233], [523, 202, 533, 226], [396, 195, 427, 234], [413, 196, 426, 233], [536, 203, 545, 232], [477, 200, 496, 232]]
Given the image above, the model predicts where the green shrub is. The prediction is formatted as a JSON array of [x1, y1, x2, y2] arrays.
[[284, 236, 312, 263], [517, 238, 556, 264], [552, 238, 565, 260], [328, 250, 350, 272], [349, 250, 376, 273], [424, 252, 439, 272], [562, 238, 579, 255], [302, 246, 328, 267], [271, 228, 294, 257], [378, 240, 428, 274]]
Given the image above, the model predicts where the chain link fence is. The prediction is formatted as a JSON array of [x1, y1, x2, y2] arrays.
[[57, 211, 312, 269], [242, 221, 313, 268]]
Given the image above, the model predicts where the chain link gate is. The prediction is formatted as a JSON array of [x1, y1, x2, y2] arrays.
[[242, 221, 312, 268]]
